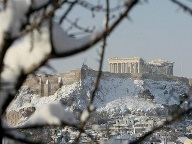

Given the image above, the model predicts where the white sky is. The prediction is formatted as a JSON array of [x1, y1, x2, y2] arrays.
[[48, 0, 192, 78]]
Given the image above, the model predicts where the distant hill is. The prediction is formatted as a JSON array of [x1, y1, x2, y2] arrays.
[[5, 66, 190, 126]]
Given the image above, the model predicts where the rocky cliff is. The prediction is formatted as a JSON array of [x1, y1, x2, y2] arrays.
[[6, 66, 190, 126]]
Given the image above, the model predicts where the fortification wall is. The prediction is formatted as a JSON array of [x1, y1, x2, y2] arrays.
[[60, 69, 81, 85], [23, 67, 189, 97], [81, 67, 132, 80], [82, 68, 189, 85], [141, 73, 189, 85], [23, 69, 81, 96]]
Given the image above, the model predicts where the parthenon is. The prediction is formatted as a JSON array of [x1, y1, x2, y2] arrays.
[[108, 57, 174, 76]]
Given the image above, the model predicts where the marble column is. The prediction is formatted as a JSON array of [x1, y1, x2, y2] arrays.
[[114, 63, 115, 73], [130, 63, 132, 73], [135, 63, 138, 73], [115, 63, 117, 73], [121, 63, 123, 73], [125, 63, 127, 73], [123, 63, 125, 73], [138, 62, 140, 73]]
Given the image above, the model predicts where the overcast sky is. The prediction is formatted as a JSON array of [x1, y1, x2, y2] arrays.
[[48, 0, 192, 78]]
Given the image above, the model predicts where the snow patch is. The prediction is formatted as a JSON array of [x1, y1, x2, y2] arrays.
[[23, 102, 77, 126]]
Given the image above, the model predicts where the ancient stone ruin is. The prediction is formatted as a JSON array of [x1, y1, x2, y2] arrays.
[[108, 57, 174, 76]]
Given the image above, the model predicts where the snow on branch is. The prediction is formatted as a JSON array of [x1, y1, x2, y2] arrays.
[[1, 21, 100, 83], [31, 0, 50, 9], [1, 26, 51, 83], [23, 102, 77, 126], [52, 22, 100, 54], [0, 0, 31, 44], [0, 0, 141, 143], [171, 0, 192, 16]]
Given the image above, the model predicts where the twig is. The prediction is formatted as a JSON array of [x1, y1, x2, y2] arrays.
[[129, 106, 192, 143], [59, 0, 78, 24], [74, 0, 110, 142], [1, 1, 139, 143], [52, 0, 139, 58], [15, 0, 68, 40], [0, 32, 13, 73], [77, 0, 125, 13], [171, 0, 192, 16], [65, 18, 94, 33]]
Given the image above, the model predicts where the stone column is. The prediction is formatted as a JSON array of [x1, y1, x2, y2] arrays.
[[117, 63, 118, 73], [110, 63, 112, 72], [138, 62, 140, 73], [112, 63, 114, 73], [119, 63, 121, 73], [125, 63, 127, 73], [46, 80, 51, 96], [114, 63, 115, 73], [39, 78, 44, 96], [113, 63, 115, 73], [135, 63, 138, 73], [58, 77, 63, 88], [115, 63, 117, 73], [130, 63, 132, 73], [122, 63, 125, 73], [117, 63, 119, 73], [121, 63, 123, 73], [111, 63, 113, 73]]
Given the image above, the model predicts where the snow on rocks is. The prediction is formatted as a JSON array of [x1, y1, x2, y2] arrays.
[[8, 70, 190, 125]]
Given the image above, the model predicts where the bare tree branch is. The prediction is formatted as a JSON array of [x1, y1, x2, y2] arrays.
[[171, 0, 192, 16], [75, 0, 110, 142], [59, 0, 78, 24], [15, 0, 68, 40], [129, 104, 192, 143], [65, 17, 95, 33], [52, 0, 139, 58]]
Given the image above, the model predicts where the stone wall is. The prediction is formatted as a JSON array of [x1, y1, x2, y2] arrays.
[[5, 107, 36, 126], [23, 66, 189, 97], [81, 67, 189, 85], [23, 69, 81, 96]]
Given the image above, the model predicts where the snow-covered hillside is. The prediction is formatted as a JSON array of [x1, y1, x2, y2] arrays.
[[8, 72, 189, 119]]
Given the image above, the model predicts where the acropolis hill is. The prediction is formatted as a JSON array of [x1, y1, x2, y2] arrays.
[[23, 57, 190, 97]]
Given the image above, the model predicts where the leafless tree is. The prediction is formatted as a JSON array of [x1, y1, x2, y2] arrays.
[[0, 0, 192, 143]]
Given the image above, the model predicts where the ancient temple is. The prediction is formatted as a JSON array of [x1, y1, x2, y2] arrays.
[[108, 57, 174, 76]]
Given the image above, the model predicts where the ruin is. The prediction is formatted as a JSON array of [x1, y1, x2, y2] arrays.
[[108, 57, 174, 76], [22, 64, 190, 97]]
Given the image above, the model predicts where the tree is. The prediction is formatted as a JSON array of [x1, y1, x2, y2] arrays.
[[0, 0, 192, 143]]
